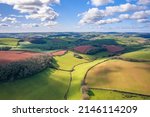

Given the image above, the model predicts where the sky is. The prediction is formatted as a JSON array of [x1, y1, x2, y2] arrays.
[[0, 0, 150, 32]]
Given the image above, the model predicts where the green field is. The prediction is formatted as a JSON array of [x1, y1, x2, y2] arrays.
[[122, 49, 150, 60], [85, 60, 150, 95], [0, 69, 70, 100], [90, 90, 150, 100], [0, 38, 18, 46], [68, 59, 107, 99], [54, 51, 89, 70]]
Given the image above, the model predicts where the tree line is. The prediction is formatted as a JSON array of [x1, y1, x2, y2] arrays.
[[0, 55, 55, 81]]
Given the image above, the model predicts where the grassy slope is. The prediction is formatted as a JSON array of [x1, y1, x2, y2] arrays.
[[0, 69, 70, 100], [68, 59, 106, 100], [54, 51, 88, 70], [86, 60, 150, 95], [91, 90, 150, 100], [0, 38, 18, 46], [121, 49, 150, 60]]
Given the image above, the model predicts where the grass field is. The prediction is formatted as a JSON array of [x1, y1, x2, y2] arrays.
[[90, 90, 150, 100], [0, 38, 18, 46], [0, 69, 70, 100], [86, 60, 150, 95], [54, 51, 88, 70], [122, 49, 150, 60], [68, 59, 106, 99]]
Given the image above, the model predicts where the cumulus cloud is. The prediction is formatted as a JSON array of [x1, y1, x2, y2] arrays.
[[0, 0, 60, 25], [79, 3, 146, 25], [96, 18, 121, 25], [78, 8, 104, 24], [138, 0, 150, 5], [119, 14, 130, 19], [105, 3, 145, 15], [130, 10, 150, 19], [91, 0, 114, 6]]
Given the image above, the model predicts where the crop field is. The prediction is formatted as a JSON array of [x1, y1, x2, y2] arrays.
[[0, 69, 70, 100], [0, 38, 18, 46], [0, 51, 44, 64], [73, 45, 96, 54], [103, 45, 125, 53], [85, 60, 150, 95], [51, 50, 67, 56]]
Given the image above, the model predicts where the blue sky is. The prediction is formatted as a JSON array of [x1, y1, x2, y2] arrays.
[[0, 0, 150, 32]]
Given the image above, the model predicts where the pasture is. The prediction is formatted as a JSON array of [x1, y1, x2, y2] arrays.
[[0, 38, 18, 46], [68, 59, 106, 99], [0, 69, 70, 100], [122, 49, 150, 60], [54, 51, 88, 70], [90, 90, 150, 100], [85, 60, 150, 95]]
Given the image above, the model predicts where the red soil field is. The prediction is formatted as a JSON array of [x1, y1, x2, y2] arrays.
[[51, 50, 67, 56], [74, 45, 96, 53], [103, 45, 124, 53], [0, 51, 44, 64]]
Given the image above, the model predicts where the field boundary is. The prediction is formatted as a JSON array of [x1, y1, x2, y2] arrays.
[[90, 87, 150, 97], [111, 56, 150, 62]]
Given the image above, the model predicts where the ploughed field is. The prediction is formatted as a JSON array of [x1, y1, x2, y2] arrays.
[[85, 60, 150, 95], [0, 51, 44, 64]]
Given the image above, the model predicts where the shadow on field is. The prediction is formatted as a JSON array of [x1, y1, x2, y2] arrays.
[[0, 68, 68, 100]]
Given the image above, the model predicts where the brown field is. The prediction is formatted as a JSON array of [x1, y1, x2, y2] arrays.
[[74, 45, 96, 53], [103, 45, 124, 53], [51, 50, 67, 56], [0, 51, 44, 64], [85, 60, 150, 95]]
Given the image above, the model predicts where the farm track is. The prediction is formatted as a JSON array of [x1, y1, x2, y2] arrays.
[[90, 88, 150, 97]]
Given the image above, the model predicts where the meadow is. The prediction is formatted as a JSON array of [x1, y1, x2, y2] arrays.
[[0, 69, 70, 100]]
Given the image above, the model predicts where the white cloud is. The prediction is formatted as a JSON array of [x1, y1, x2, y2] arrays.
[[138, 0, 150, 5], [105, 3, 145, 15], [79, 3, 146, 25], [21, 23, 40, 28], [10, 14, 24, 18], [78, 8, 104, 25], [1, 17, 17, 23], [91, 0, 114, 6], [42, 21, 58, 27], [119, 14, 130, 19], [131, 10, 150, 19], [96, 18, 121, 25], [137, 19, 149, 23], [0, 0, 60, 23]]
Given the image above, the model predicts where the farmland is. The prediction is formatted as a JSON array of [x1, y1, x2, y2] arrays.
[[0, 32, 150, 100], [0, 51, 44, 64], [0, 38, 18, 46], [85, 60, 150, 96], [0, 69, 70, 100]]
